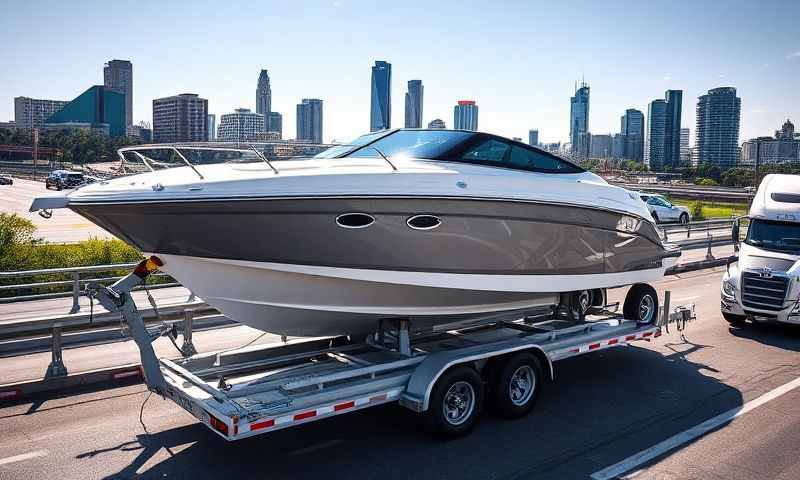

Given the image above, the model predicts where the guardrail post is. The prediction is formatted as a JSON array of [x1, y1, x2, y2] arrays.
[[687, 222, 691, 239], [705, 233, 715, 261], [181, 309, 198, 357], [45, 323, 68, 379], [69, 272, 81, 314]]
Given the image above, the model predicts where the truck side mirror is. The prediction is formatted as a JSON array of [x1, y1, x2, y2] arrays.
[[731, 219, 740, 252]]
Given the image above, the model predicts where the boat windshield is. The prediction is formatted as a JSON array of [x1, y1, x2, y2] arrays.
[[337, 129, 584, 174], [745, 218, 800, 254], [344, 130, 473, 159]]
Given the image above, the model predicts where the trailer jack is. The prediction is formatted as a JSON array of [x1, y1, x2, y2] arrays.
[[85, 256, 169, 396]]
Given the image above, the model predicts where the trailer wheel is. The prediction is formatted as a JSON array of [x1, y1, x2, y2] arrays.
[[491, 352, 543, 419], [424, 366, 483, 437], [623, 284, 659, 324]]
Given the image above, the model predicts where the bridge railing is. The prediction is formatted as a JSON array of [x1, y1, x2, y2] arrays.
[[0, 263, 179, 313]]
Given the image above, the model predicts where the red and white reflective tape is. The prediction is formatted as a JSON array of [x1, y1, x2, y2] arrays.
[[562, 328, 661, 357], [247, 389, 402, 434], [0, 388, 21, 401], [111, 366, 143, 380]]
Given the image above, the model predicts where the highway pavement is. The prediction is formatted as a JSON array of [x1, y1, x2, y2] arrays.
[[1, 266, 799, 479], [0, 177, 112, 243]]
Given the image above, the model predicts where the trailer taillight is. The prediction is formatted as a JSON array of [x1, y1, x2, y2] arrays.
[[133, 256, 164, 279], [208, 413, 229, 436]]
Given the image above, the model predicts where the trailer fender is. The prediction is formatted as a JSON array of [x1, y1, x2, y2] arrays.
[[399, 341, 553, 413]]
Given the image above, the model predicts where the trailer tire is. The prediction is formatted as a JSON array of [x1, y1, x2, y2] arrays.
[[424, 366, 483, 438], [491, 352, 543, 419], [623, 284, 659, 324]]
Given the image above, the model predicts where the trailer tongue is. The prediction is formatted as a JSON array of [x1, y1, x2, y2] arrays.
[[87, 256, 695, 439]]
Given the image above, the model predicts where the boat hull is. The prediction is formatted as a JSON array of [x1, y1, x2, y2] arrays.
[[153, 253, 668, 336], [70, 195, 675, 336]]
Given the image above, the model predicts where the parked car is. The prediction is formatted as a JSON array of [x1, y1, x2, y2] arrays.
[[743, 186, 756, 193], [0, 174, 12, 185], [638, 193, 691, 224], [45, 170, 85, 190]]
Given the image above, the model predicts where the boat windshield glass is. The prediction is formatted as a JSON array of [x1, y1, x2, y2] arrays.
[[313, 130, 395, 158], [346, 130, 474, 159], [745, 218, 800, 254], [340, 130, 583, 174]]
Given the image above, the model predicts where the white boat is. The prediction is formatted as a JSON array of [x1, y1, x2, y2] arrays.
[[32, 129, 680, 336]]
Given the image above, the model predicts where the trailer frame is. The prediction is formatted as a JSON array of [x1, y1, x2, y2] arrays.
[[87, 257, 694, 440]]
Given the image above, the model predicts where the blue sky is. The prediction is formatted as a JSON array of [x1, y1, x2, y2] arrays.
[[1, 0, 798, 144]]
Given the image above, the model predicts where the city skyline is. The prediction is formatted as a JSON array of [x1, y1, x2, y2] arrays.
[[1, 1, 798, 144]]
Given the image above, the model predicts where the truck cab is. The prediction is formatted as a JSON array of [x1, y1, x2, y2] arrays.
[[721, 174, 800, 325]]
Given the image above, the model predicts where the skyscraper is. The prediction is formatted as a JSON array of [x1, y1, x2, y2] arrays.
[[621, 108, 644, 162], [569, 81, 590, 159], [664, 90, 683, 169], [103, 60, 133, 134], [370, 61, 391, 131], [207, 114, 216, 141], [297, 98, 323, 143], [152, 93, 208, 143], [14, 97, 68, 129], [404, 80, 423, 128], [453, 100, 478, 131], [695, 87, 741, 169], [590, 134, 612, 158], [428, 118, 446, 129], [217, 108, 265, 142], [267, 112, 283, 139], [680, 128, 691, 166], [645, 99, 668, 170], [256, 69, 271, 130], [529, 129, 539, 146], [645, 91, 683, 171]]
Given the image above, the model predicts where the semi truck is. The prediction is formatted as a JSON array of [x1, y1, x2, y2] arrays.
[[722, 174, 800, 325]]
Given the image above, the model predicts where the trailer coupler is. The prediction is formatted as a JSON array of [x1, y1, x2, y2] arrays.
[[84, 256, 169, 396]]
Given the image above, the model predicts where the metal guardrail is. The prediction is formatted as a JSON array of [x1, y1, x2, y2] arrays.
[[0, 262, 184, 313], [660, 218, 737, 262]]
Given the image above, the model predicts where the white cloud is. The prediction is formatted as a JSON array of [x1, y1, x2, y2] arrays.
[[663, 75, 671, 81], [332, 1, 342, 6], [787, 51, 800, 59], [751, 108, 766, 114], [718, 74, 726, 79]]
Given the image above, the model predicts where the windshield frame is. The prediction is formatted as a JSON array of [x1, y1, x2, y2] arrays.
[[744, 218, 800, 254]]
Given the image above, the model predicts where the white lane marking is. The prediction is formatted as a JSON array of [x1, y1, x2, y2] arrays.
[[288, 439, 343, 456], [0, 450, 48, 466], [591, 376, 800, 480]]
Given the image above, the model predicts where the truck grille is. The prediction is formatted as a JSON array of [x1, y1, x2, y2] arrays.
[[741, 272, 789, 312]]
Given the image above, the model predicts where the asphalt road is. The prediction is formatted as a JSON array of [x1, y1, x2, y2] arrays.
[[0, 177, 112, 242], [1, 266, 799, 479]]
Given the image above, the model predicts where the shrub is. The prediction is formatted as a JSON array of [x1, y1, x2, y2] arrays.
[[690, 200, 704, 219]]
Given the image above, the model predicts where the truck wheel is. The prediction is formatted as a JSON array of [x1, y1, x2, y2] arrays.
[[722, 312, 746, 326], [623, 284, 659, 324], [424, 366, 483, 437], [491, 352, 544, 419]]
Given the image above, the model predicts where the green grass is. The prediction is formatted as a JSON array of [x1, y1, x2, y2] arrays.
[[665, 197, 749, 220]]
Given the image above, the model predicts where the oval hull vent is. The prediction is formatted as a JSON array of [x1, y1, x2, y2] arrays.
[[336, 213, 375, 229], [407, 215, 442, 230]]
